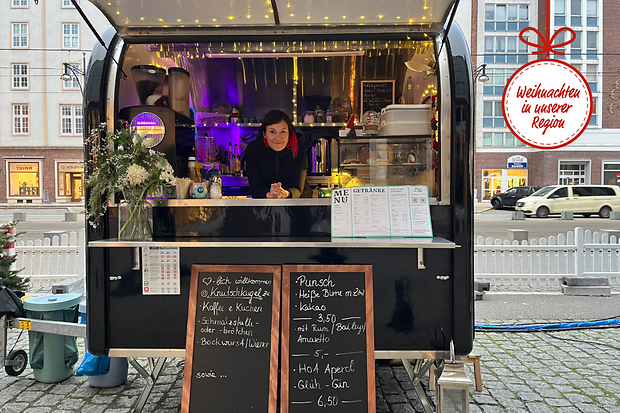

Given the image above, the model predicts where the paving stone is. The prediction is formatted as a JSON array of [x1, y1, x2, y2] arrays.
[[15, 391, 44, 402], [598, 397, 619, 406], [566, 393, 596, 404], [519, 392, 544, 402], [526, 402, 556, 413], [91, 394, 118, 404], [546, 397, 572, 407], [390, 404, 416, 413], [48, 385, 75, 395], [79, 405, 106, 413], [385, 393, 408, 404], [575, 404, 607, 413], [102, 409, 131, 413], [0, 403, 30, 413], [375, 397, 389, 413], [32, 394, 64, 407], [112, 396, 137, 408], [56, 398, 85, 410], [22, 408, 52, 413]]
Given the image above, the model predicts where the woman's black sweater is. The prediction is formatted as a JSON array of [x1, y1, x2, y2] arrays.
[[245, 139, 308, 198]]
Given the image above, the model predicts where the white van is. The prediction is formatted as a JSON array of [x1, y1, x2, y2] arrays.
[[516, 185, 620, 218]]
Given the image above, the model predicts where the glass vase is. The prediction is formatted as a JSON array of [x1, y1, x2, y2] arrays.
[[118, 200, 153, 240]]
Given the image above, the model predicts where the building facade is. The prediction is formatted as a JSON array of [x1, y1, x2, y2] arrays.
[[473, 0, 620, 201], [0, 0, 109, 203]]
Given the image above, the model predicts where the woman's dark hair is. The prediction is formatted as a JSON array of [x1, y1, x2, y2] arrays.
[[259, 110, 294, 140]]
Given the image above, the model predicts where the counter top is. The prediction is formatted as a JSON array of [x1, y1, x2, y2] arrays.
[[146, 199, 332, 207], [88, 236, 456, 248]]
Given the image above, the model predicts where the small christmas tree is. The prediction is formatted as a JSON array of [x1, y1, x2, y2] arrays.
[[0, 221, 29, 292]]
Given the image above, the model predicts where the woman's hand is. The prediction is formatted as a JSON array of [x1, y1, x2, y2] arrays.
[[267, 182, 290, 199]]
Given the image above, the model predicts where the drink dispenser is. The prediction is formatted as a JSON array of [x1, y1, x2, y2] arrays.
[[131, 65, 166, 105], [308, 136, 339, 175], [168, 67, 191, 118]]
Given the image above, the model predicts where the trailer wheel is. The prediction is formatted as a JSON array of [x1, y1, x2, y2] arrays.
[[5, 349, 28, 376]]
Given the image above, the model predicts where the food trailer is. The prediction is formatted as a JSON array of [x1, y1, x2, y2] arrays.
[[82, 0, 474, 411]]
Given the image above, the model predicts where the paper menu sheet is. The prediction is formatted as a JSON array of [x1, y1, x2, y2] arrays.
[[331, 186, 433, 238], [142, 247, 181, 295]]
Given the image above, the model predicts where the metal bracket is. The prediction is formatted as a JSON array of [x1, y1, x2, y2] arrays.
[[402, 359, 435, 413], [9, 318, 86, 338], [128, 357, 167, 413], [418, 248, 426, 269]]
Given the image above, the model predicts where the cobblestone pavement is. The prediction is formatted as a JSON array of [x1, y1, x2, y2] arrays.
[[2, 317, 619, 413]]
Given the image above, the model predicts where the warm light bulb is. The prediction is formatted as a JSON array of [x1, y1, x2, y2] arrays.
[[290, 13, 294, 16], [212, 18, 217, 21], [140, 17, 145, 20], [195, 19, 199, 23], [177, 19, 181, 22], [228, 15, 234, 20], [396, 16, 401, 19], [247, 14, 251, 18], [116, 10, 120, 14], [378, 15, 384, 19], [360, 15, 365, 19], [158, 18, 164, 21], [324, 16, 329, 20], [342, 15, 346, 19]]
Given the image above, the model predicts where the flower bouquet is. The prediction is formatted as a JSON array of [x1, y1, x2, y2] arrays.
[[85, 124, 176, 240]]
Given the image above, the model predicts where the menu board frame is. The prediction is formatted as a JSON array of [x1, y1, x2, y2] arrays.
[[281, 265, 375, 413], [361, 80, 395, 115], [182, 264, 281, 413]]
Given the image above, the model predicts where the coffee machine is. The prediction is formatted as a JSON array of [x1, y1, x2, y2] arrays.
[[307, 136, 339, 176]]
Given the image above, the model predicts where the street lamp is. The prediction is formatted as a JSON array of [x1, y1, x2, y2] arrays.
[[474, 64, 489, 83], [60, 54, 86, 96]]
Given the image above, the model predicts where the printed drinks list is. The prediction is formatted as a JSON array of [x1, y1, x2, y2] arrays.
[[284, 267, 374, 413], [183, 267, 280, 413]]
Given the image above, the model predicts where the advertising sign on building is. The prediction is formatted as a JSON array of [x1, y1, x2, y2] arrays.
[[507, 155, 528, 169]]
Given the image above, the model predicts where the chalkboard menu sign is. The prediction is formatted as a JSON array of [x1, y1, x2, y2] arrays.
[[281, 265, 375, 413], [182, 265, 281, 413], [361, 80, 395, 115]]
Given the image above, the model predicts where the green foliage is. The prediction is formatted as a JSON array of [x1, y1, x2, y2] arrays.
[[0, 221, 29, 292], [84, 124, 176, 229]]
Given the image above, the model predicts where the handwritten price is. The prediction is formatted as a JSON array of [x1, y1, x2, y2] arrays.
[[317, 395, 338, 407]]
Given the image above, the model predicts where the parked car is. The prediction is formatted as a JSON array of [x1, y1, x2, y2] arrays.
[[491, 186, 542, 209], [516, 185, 620, 218]]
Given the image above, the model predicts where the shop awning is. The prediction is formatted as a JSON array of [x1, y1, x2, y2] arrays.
[[89, 0, 457, 33]]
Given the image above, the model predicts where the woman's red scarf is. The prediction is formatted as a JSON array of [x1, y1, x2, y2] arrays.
[[263, 130, 299, 157]]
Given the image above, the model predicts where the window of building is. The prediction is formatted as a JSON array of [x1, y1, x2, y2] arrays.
[[11, 64, 28, 89], [587, 0, 597, 26], [603, 162, 620, 185], [480, 131, 524, 147], [62, 63, 81, 89], [570, 31, 581, 58], [559, 162, 588, 185], [11, 0, 27, 7], [485, 3, 529, 31], [589, 96, 597, 126], [60, 104, 83, 135], [586, 32, 597, 60], [7, 161, 40, 197], [571, 0, 582, 26], [586, 64, 597, 92], [482, 100, 505, 128], [12, 23, 28, 48], [12, 104, 29, 135], [62, 23, 79, 49], [57, 162, 84, 199], [62, 0, 75, 6], [555, 0, 566, 25]]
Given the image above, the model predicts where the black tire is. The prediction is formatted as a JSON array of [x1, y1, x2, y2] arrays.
[[5, 349, 28, 376], [599, 206, 612, 218], [582, 213, 591, 218], [491, 199, 501, 210], [536, 206, 550, 218]]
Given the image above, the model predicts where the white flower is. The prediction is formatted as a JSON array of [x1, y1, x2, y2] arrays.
[[126, 164, 149, 186], [118, 145, 124, 151]]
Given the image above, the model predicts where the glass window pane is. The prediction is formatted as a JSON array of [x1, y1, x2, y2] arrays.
[[506, 55, 517, 63], [555, 15, 565, 25], [573, 32, 581, 48], [519, 37, 528, 53], [484, 54, 494, 64], [571, 0, 581, 15], [555, 31, 565, 44], [485, 22, 495, 31], [587, 17, 597, 26], [556, 0, 566, 14], [571, 16, 582, 26], [494, 118, 505, 127], [496, 22, 506, 31], [483, 86, 494, 95], [587, 0, 596, 15], [519, 21, 529, 30], [483, 133, 492, 146], [587, 32, 597, 48], [508, 22, 518, 31], [519, 5, 528, 20], [494, 101, 502, 116], [496, 37, 505, 52], [507, 37, 517, 53], [508, 5, 518, 20], [493, 133, 503, 146], [516, 139, 526, 146], [505, 133, 516, 146], [497, 5, 506, 20], [483, 101, 493, 116], [495, 55, 506, 63], [483, 118, 493, 127], [485, 5, 494, 20], [485, 37, 494, 53]]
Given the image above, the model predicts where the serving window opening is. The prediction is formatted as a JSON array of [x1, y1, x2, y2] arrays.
[[117, 38, 442, 198]]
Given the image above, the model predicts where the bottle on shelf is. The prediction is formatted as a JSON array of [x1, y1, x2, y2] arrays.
[[187, 156, 198, 182], [228, 138, 235, 175], [326, 104, 333, 123], [234, 143, 241, 175]]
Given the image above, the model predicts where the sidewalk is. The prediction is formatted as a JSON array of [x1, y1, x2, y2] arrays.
[[2, 309, 619, 412], [0, 204, 84, 222]]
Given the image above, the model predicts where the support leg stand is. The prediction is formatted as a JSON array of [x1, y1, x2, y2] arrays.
[[128, 357, 167, 413]]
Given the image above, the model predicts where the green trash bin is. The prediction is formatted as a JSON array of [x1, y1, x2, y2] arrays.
[[23, 293, 82, 383]]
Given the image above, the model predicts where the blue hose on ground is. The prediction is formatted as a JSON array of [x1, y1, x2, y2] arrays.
[[475, 318, 620, 332]]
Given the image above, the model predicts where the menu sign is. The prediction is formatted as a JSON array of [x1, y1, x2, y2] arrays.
[[182, 265, 281, 413], [361, 80, 395, 115], [281, 265, 375, 413], [331, 185, 433, 238]]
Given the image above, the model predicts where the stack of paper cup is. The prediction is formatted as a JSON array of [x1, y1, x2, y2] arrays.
[[176, 178, 193, 199]]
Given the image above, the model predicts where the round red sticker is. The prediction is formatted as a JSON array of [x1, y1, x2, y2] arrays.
[[502, 59, 592, 149]]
